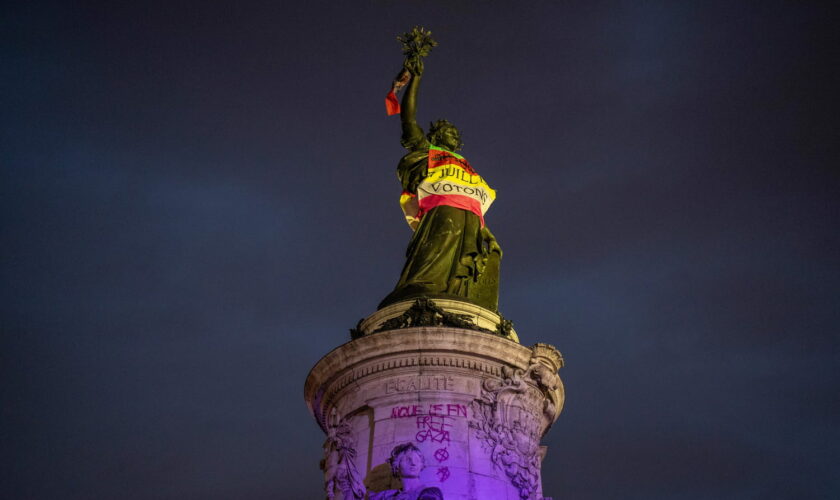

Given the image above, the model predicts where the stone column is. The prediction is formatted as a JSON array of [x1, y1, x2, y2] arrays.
[[305, 299, 564, 500]]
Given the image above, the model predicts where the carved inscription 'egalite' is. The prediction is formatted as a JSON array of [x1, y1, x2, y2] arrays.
[[385, 375, 454, 393]]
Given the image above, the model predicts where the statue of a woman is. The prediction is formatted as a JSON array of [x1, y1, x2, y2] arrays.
[[380, 28, 502, 312], [369, 443, 443, 500]]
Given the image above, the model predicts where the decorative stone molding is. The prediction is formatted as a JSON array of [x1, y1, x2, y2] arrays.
[[525, 344, 565, 426], [305, 322, 564, 499], [469, 344, 564, 500], [530, 343, 564, 371], [375, 298, 485, 333], [305, 328, 536, 431]]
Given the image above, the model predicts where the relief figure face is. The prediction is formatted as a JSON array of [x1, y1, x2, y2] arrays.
[[396, 450, 424, 478]]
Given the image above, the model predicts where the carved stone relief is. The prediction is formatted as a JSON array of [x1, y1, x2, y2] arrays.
[[469, 344, 563, 500], [321, 409, 366, 500], [368, 442, 444, 500]]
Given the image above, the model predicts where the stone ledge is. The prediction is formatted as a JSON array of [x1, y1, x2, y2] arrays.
[[305, 327, 536, 430], [357, 298, 519, 342]]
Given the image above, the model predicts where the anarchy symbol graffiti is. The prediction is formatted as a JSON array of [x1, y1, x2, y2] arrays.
[[436, 466, 451, 482], [433, 448, 449, 463]]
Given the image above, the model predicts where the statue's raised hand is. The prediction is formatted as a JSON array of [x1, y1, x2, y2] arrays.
[[404, 57, 424, 77], [398, 27, 435, 77]]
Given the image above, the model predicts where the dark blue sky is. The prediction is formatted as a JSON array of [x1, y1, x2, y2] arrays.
[[2, 1, 838, 498]]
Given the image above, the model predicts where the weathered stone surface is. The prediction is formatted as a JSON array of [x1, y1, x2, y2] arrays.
[[305, 324, 563, 499]]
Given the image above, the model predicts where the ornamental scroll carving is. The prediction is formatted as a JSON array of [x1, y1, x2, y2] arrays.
[[469, 345, 563, 500], [321, 409, 366, 500]]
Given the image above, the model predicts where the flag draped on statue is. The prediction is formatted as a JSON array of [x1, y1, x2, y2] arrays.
[[400, 145, 496, 230], [385, 90, 400, 115], [385, 68, 411, 116]]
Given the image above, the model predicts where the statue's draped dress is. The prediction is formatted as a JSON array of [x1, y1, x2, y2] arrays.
[[379, 138, 499, 312]]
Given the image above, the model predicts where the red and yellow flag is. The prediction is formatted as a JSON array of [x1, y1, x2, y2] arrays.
[[400, 145, 496, 230], [385, 69, 410, 116]]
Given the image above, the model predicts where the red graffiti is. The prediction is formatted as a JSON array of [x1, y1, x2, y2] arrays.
[[428, 403, 467, 417], [390, 403, 467, 419], [415, 415, 452, 444], [390, 405, 424, 418], [436, 466, 451, 482]]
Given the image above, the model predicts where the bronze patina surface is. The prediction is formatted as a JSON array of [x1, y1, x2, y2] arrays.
[[380, 27, 502, 312]]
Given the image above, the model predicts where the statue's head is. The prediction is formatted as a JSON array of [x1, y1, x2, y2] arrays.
[[427, 119, 463, 151], [389, 442, 424, 478]]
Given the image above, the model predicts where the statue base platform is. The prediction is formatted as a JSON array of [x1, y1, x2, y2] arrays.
[[305, 300, 564, 500]]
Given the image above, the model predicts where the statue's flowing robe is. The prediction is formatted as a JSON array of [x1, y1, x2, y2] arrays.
[[379, 144, 499, 311], [369, 486, 444, 500]]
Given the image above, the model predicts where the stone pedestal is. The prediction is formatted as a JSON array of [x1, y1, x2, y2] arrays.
[[305, 299, 564, 500]]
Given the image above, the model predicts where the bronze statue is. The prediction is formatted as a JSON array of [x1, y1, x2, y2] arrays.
[[380, 27, 502, 312]]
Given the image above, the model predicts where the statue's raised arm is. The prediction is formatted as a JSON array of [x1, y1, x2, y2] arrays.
[[380, 27, 502, 313], [399, 58, 424, 151], [395, 27, 436, 152]]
